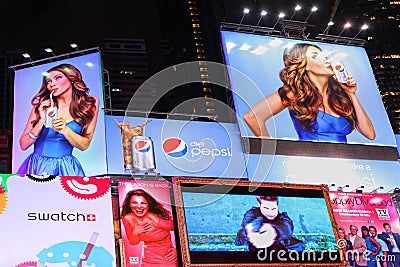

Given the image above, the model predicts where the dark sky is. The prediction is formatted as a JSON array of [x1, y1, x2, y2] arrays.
[[0, 1, 361, 59], [0, 1, 162, 56]]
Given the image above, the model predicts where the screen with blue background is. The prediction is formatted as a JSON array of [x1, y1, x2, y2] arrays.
[[12, 52, 107, 176], [220, 30, 395, 147]]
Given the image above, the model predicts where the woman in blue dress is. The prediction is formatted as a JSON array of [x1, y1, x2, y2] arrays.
[[243, 43, 375, 143], [17, 63, 99, 176]]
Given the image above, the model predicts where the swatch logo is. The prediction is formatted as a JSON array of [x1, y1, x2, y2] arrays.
[[134, 140, 151, 152], [162, 138, 188, 158]]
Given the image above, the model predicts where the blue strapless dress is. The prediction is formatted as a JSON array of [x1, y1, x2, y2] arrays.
[[17, 121, 85, 176], [289, 110, 353, 143]]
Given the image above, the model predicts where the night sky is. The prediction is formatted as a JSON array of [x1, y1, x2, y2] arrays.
[[0, 1, 366, 59]]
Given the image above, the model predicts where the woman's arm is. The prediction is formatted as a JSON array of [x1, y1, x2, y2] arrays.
[[342, 76, 376, 140], [243, 91, 286, 137], [121, 215, 140, 245], [52, 96, 100, 151], [19, 100, 49, 150], [369, 237, 381, 256]]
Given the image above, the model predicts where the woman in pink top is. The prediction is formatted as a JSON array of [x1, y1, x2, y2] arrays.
[[121, 189, 177, 266]]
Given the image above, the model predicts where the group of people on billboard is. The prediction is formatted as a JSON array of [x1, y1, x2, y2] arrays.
[[339, 223, 400, 267]]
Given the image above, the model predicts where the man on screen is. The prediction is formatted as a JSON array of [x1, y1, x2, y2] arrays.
[[378, 223, 400, 267], [235, 195, 305, 252]]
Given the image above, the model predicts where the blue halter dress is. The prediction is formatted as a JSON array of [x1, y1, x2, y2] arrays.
[[289, 110, 353, 143], [17, 121, 85, 176]]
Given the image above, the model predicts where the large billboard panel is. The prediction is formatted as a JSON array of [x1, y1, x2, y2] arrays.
[[330, 191, 400, 265], [105, 115, 247, 178], [220, 30, 395, 147], [118, 180, 178, 267], [246, 154, 400, 192], [0, 174, 116, 266], [12, 52, 107, 176]]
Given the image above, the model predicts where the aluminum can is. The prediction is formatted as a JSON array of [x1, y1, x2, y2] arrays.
[[45, 106, 58, 128], [132, 135, 156, 171], [331, 61, 349, 84]]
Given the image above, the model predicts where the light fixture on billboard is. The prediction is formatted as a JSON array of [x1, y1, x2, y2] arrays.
[[337, 184, 350, 192], [238, 8, 250, 30], [70, 43, 79, 50], [305, 6, 318, 22], [353, 185, 365, 193], [352, 24, 368, 39], [289, 5, 301, 20], [22, 53, 34, 62], [322, 21, 334, 34], [369, 186, 384, 194], [255, 10, 267, 27], [387, 187, 400, 194], [273, 12, 285, 29], [44, 48, 56, 56], [337, 22, 351, 37]]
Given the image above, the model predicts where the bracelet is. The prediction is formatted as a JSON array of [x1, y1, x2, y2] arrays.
[[28, 130, 39, 139]]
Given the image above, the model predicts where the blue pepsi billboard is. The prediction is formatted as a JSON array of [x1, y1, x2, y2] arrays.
[[246, 153, 400, 192], [105, 115, 247, 178]]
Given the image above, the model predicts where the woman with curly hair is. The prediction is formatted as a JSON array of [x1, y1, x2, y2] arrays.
[[18, 63, 99, 175], [121, 189, 177, 266], [243, 43, 375, 143]]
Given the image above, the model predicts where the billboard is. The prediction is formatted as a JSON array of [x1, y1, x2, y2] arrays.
[[330, 191, 400, 265], [246, 153, 400, 191], [105, 115, 247, 178], [0, 174, 116, 266], [173, 177, 341, 266], [12, 52, 107, 176], [220, 30, 395, 147], [118, 180, 178, 267]]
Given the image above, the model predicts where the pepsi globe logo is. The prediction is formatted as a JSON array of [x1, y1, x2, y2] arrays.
[[162, 138, 188, 158], [134, 140, 151, 152]]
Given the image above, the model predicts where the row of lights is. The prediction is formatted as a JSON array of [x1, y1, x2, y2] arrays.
[[239, 5, 319, 29], [239, 5, 369, 38], [330, 184, 390, 193], [22, 43, 79, 61]]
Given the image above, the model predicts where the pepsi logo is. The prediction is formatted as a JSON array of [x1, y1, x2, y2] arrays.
[[162, 138, 188, 158], [134, 140, 151, 152]]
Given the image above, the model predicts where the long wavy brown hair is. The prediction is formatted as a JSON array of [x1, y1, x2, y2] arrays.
[[121, 189, 171, 220], [277, 43, 357, 131], [30, 63, 97, 136]]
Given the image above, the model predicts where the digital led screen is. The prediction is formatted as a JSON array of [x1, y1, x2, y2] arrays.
[[173, 178, 341, 266], [105, 115, 247, 178], [220, 30, 395, 147], [12, 52, 107, 176], [245, 154, 400, 192]]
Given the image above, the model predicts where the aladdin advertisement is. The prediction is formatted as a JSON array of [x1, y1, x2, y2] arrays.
[[0, 174, 116, 266]]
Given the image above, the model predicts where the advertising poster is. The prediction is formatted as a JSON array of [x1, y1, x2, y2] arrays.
[[246, 154, 400, 191], [330, 191, 400, 264], [0, 174, 116, 267], [106, 115, 247, 178], [330, 191, 400, 234], [220, 30, 395, 147], [118, 180, 178, 267], [12, 52, 107, 176], [173, 177, 341, 266]]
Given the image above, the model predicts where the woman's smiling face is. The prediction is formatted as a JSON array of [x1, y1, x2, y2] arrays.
[[129, 195, 149, 217]]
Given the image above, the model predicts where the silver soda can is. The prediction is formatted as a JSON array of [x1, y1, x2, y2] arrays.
[[45, 106, 58, 128], [332, 61, 349, 84], [132, 135, 156, 171]]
